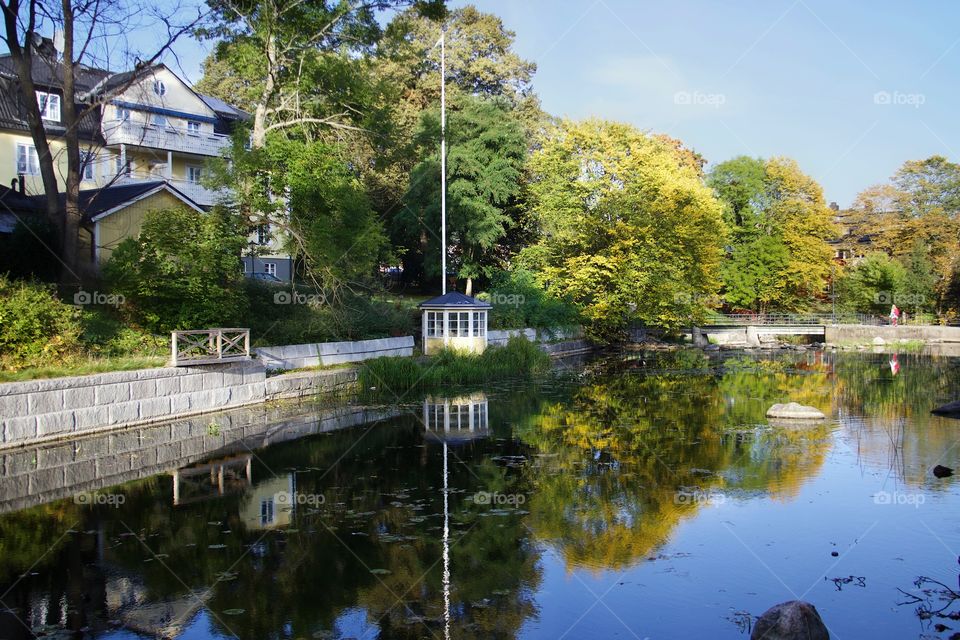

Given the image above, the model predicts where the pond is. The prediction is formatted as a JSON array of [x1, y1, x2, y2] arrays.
[[1, 350, 959, 639]]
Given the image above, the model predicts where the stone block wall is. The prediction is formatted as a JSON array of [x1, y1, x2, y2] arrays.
[[255, 336, 415, 370]]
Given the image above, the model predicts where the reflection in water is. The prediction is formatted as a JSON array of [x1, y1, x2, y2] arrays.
[[0, 352, 958, 639]]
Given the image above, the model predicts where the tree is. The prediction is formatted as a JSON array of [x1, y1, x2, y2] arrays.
[[104, 207, 249, 332], [900, 239, 937, 315], [892, 155, 960, 218], [0, 0, 204, 283], [708, 156, 836, 311], [400, 97, 526, 294], [835, 252, 906, 314], [520, 119, 726, 341]]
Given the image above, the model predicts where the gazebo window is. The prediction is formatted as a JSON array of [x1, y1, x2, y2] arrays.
[[426, 311, 441, 337], [473, 312, 486, 337]]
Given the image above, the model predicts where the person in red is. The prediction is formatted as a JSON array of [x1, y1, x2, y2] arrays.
[[889, 304, 900, 326]]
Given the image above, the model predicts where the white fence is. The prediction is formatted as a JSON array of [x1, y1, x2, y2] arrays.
[[256, 336, 415, 371]]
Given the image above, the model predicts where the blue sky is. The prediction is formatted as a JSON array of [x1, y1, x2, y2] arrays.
[[448, 0, 960, 207], [89, 0, 960, 207]]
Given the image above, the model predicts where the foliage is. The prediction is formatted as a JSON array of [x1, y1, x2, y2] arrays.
[[0, 276, 83, 370], [103, 207, 250, 333], [708, 155, 836, 311], [835, 252, 906, 313], [358, 336, 551, 393], [400, 97, 526, 291], [476, 268, 580, 329], [521, 119, 727, 341]]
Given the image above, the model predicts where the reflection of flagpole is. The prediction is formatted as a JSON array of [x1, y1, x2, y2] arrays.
[[442, 440, 450, 639]]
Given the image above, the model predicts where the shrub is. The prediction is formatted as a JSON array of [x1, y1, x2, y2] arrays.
[[0, 276, 83, 370], [478, 268, 580, 330], [104, 207, 250, 333]]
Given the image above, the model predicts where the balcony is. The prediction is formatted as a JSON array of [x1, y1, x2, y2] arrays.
[[102, 119, 232, 157], [115, 173, 230, 207]]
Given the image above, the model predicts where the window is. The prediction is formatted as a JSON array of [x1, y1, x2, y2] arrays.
[[16, 143, 40, 175], [81, 151, 95, 181], [150, 113, 166, 128], [116, 106, 132, 122], [263, 262, 277, 276], [473, 311, 486, 337], [449, 311, 471, 337], [256, 224, 270, 245], [152, 80, 166, 96], [426, 311, 442, 337], [187, 165, 203, 184], [37, 92, 60, 121], [260, 499, 274, 525], [114, 154, 130, 177], [186, 121, 201, 135], [242, 261, 249, 274]]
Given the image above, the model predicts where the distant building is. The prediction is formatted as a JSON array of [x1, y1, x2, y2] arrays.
[[827, 201, 873, 265]]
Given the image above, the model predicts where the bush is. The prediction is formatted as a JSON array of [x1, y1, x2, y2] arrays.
[[0, 276, 83, 370], [477, 268, 581, 330], [358, 336, 551, 394], [104, 206, 249, 333]]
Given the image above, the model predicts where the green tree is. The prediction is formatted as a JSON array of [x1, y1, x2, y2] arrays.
[[709, 156, 836, 311], [520, 119, 726, 341], [400, 97, 526, 294], [899, 240, 937, 315], [892, 155, 960, 217], [104, 207, 249, 333], [835, 252, 906, 314]]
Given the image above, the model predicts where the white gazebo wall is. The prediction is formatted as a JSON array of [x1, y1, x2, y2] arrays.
[[421, 308, 489, 355]]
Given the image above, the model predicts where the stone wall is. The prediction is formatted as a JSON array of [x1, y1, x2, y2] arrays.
[[487, 326, 583, 347], [255, 336, 415, 370], [824, 324, 960, 344], [0, 360, 267, 448]]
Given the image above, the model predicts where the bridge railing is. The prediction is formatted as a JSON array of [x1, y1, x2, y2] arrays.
[[171, 328, 251, 366], [698, 313, 886, 327]]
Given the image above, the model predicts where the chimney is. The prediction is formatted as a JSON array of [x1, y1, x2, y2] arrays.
[[829, 202, 839, 211], [32, 35, 58, 61]]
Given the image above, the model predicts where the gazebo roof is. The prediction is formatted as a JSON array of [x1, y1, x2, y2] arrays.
[[418, 292, 492, 309]]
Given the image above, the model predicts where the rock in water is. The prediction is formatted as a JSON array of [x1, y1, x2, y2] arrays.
[[933, 465, 954, 478], [766, 402, 826, 420], [751, 601, 829, 640], [872, 336, 886, 346], [932, 400, 960, 418]]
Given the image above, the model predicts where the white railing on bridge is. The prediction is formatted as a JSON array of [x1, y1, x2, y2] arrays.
[[698, 313, 886, 327], [171, 328, 251, 366]]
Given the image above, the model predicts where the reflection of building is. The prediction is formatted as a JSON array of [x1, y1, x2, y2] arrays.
[[423, 393, 489, 442], [172, 454, 251, 506], [239, 474, 295, 530], [105, 575, 207, 639]]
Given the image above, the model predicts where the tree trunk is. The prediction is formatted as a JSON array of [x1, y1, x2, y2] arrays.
[[251, 34, 277, 149], [60, 0, 82, 284], [465, 277, 472, 297]]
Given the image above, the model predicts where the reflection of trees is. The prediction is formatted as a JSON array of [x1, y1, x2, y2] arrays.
[[516, 356, 833, 571]]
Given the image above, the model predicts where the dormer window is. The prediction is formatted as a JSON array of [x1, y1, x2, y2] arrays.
[[153, 80, 166, 96], [37, 92, 60, 121], [187, 121, 201, 135]]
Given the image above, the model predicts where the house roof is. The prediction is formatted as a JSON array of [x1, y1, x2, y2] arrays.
[[0, 53, 112, 93], [16, 180, 204, 224], [0, 184, 45, 233], [418, 292, 492, 309]]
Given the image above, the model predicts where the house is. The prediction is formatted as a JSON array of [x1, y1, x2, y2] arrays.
[[0, 36, 293, 280]]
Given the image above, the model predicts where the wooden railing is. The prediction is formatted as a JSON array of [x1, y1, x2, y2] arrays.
[[171, 329, 250, 366]]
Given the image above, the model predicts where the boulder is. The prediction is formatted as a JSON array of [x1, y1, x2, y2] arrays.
[[872, 336, 886, 346], [766, 402, 826, 421], [933, 465, 954, 478], [932, 400, 960, 418], [751, 601, 829, 640]]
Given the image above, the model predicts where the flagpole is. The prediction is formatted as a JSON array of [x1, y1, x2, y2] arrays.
[[440, 27, 447, 295]]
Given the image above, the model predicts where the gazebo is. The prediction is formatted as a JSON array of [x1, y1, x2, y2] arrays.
[[419, 292, 491, 355]]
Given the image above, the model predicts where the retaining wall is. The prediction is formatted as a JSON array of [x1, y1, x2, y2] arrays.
[[255, 336, 414, 370], [487, 326, 583, 347], [824, 325, 960, 344]]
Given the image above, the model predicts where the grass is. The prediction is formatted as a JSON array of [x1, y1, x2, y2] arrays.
[[358, 336, 551, 394], [0, 355, 168, 383]]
